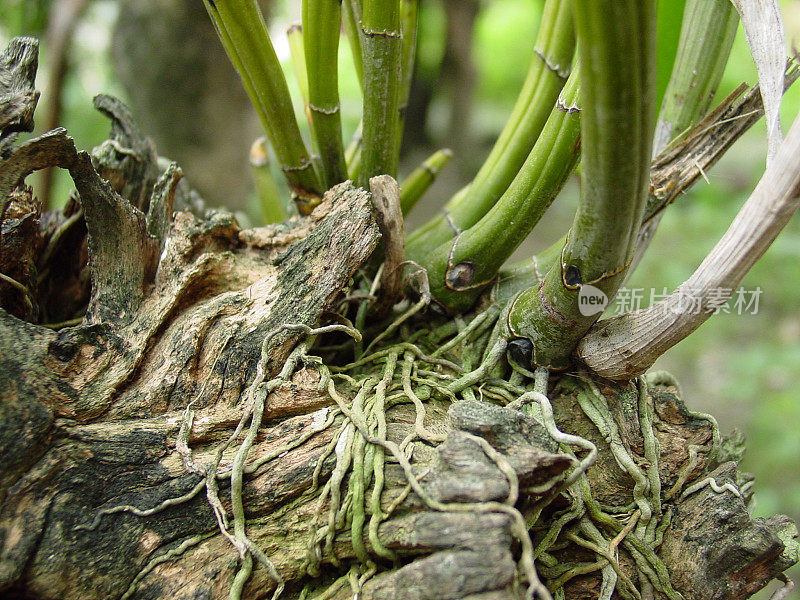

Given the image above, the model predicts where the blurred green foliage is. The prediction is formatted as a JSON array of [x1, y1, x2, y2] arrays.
[[474, 0, 542, 109], [0, 0, 52, 35]]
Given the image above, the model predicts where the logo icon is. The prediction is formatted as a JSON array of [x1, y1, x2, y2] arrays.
[[578, 284, 608, 316]]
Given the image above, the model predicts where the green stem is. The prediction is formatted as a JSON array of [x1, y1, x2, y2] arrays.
[[287, 23, 309, 107], [358, 0, 403, 187], [399, 148, 452, 214], [500, 0, 739, 296], [506, 0, 656, 369], [303, 0, 348, 188], [395, 0, 419, 157], [424, 70, 582, 313], [346, 121, 363, 180], [203, 0, 322, 207], [653, 0, 738, 155], [343, 0, 365, 89], [250, 137, 289, 224], [287, 23, 323, 175], [405, 0, 575, 257], [631, 0, 739, 270]]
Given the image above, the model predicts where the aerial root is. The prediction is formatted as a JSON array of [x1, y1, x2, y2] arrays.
[[399, 353, 447, 447], [323, 375, 552, 600], [362, 262, 432, 355], [609, 510, 640, 559], [430, 304, 500, 358], [79, 303, 728, 600], [679, 476, 743, 501], [74, 478, 207, 531], [447, 337, 508, 393], [508, 389, 596, 489], [572, 378, 655, 539], [0, 272, 35, 314], [120, 533, 214, 600], [664, 446, 700, 501], [79, 323, 352, 600], [517, 374, 690, 600]]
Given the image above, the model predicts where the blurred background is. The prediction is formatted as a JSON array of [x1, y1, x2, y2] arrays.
[[2, 0, 799, 594]]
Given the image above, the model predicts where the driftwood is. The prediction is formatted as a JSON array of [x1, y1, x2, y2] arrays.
[[0, 37, 797, 600]]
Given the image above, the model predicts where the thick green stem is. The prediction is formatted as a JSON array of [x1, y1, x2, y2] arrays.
[[506, 0, 738, 288], [358, 0, 403, 187], [303, 0, 348, 188], [423, 70, 582, 313], [203, 0, 322, 206], [405, 0, 574, 257], [506, 0, 656, 369], [631, 0, 739, 271], [399, 148, 452, 215], [287, 23, 321, 165], [500, 66, 789, 304]]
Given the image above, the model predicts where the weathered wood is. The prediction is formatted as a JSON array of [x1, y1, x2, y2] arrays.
[[2, 253, 796, 600], [661, 462, 798, 600], [368, 175, 404, 317], [71, 149, 161, 324], [0, 37, 39, 155], [362, 548, 517, 600], [91, 93, 162, 213], [0, 128, 77, 207], [0, 187, 40, 321], [0, 177, 383, 597], [146, 162, 181, 252]]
